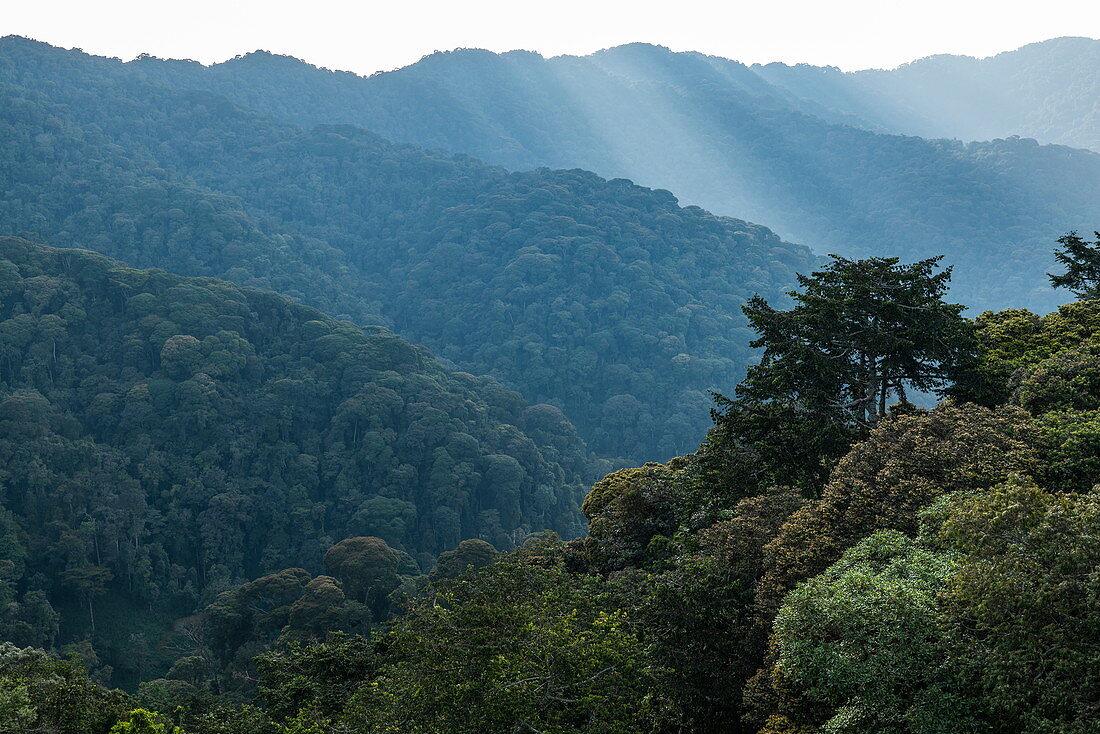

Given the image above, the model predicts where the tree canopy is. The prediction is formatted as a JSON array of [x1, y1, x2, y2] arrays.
[[1, 32, 1099, 734], [712, 254, 971, 488], [1049, 230, 1100, 299], [0, 238, 593, 684], [0, 37, 816, 463]]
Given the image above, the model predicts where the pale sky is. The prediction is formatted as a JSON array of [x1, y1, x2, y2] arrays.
[[4, 0, 1099, 75]]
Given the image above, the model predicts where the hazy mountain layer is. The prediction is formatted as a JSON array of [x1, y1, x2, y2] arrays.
[[102, 36, 1100, 313], [760, 36, 1100, 152], [0, 37, 816, 462]]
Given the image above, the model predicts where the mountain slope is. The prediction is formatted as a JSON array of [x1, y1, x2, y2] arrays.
[[0, 37, 817, 462], [105, 36, 1100, 313], [787, 37, 1100, 152], [0, 236, 596, 677]]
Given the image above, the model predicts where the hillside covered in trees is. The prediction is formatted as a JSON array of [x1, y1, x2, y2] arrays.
[[8, 243, 1099, 734], [758, 36, 1100, 153], [0, 237, 597, 685], [3, 27, 1099, 734], [0, 36, 817, 463], [101, 35, 1100, 313]]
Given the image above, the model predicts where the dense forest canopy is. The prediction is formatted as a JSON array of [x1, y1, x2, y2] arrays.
[[83, 35, 1100, 313], [0, 238, 595, 685], [2, 25, 1099, 734], [0, 36, 817, 463], [8, 242, 1098, 734]]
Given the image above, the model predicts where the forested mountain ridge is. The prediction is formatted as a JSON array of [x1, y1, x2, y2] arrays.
[[0, 237, 594, 684], [96, 34, 1100, 314], [11, 245, 1099, 734], [0, 36, 818, 463], [763, 36, 1100, 153]]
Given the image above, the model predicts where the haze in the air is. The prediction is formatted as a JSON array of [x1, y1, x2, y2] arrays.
[[4, 0, 1100, 74]]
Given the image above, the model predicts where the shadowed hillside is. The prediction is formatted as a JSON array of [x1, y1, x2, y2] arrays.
[[0, 37, 817, 462], [93, 35, 1100, 314]]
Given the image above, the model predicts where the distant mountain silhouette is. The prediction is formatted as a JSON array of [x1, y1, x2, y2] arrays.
[[94, 35, 1100, 313], [0, 37, 816, 463]]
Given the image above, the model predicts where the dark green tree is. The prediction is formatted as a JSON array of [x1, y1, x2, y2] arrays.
[[1049, 230, 1100, 299], [931, 479, 1100, 733], [254, 634, 378, 723], [110, 709, 187, 734], [322, 537, 401, 619], [0, 642, 131, 733], [61, 565, 114, 634], [351, 542, 651, 734], [714, 255, 971, 487], [428, 539, 498, 583]]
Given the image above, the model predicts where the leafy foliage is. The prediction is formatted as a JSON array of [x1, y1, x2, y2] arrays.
[[754, 402, 1038, 618], [0, 641, 131, 733], [1049, 230, 1100, 298], [352, 539, 652, 734], [111, 709, 187, 734], [713, 255, 971, 488], [950, 296, 1100, 491], [0, 238, 591, 681], [929, 479, 1100, 733], [770, 531, 962, 733], [254, 634, 378, 723], [427, 538, 498, 582], [766, 478, 1100, 734]]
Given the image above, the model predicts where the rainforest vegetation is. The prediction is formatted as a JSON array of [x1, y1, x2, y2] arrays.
[[3, 233, 1098, 734], [87, 35, 1100, 313], [0, 36, 816, 464], [1, 31, 1098, 734], [0, 238, 590, 687]]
